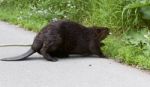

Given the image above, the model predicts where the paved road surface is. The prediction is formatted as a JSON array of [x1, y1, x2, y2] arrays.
[[0, 21, 150, 87]]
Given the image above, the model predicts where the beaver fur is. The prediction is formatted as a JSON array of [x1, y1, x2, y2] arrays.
[[1, 20, 110, 62]]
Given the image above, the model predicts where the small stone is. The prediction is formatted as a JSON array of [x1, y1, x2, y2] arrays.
[[89, 64, 92, 67]]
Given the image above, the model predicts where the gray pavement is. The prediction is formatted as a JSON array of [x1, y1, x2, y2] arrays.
[[0, 21, 150, 87]]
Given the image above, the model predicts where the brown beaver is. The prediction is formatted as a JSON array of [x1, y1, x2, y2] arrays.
[[1, 20, 110, 62]]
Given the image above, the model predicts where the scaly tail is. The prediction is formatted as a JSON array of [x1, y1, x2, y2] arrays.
[[1, 48, 35, 61]]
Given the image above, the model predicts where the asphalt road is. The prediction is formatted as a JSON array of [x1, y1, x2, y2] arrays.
[[0, 21, 150, 87]]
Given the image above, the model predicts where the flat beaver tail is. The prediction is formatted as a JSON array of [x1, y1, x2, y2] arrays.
[[1, 48, 35, 61]]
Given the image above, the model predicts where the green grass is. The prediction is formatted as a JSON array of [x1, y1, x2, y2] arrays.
[[102, 33, 150, 69], [0, 0, 150, 69], [0, 8, 47, 31]]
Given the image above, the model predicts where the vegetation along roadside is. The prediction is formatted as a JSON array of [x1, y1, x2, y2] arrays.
[[0, 0, 150, 69]]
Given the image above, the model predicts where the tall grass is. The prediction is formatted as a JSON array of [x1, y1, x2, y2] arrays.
[[122, 0, 150, 31], [0, 0, 93, 31], [0, 0, 149, 31]]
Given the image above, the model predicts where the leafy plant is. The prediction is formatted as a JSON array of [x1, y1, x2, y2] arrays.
[[123, 29, 150, 57]]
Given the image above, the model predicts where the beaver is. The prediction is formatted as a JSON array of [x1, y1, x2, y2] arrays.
[[1, 20, 110, 62]]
